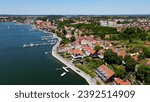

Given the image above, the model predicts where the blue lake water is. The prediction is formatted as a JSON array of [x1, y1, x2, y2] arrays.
[[0, 22, 87, 85]]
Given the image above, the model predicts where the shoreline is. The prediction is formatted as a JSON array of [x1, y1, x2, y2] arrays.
[[30, 23, 97, 85], [50, 32, 96, 85]]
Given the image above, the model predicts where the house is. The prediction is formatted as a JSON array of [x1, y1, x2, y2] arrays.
[[73, 40, 81, 49], [66, 33, 72, 39], [132, 55, 140, 63], [145, 41, 150, 46], [146, 59, 150, 66], [68, 49, 84, 59], [105, 34, 110, 39], [113, 78, 131, 85], [82, 46, 95, 56], [96, 64, 115, 82], [108, 46, 115, 52], [117, 49, 126, 58], [81, 39, 88, 45]]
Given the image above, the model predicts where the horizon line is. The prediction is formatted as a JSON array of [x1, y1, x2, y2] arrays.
[[0, 14, 150, 16]]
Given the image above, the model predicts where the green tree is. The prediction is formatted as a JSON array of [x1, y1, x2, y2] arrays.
[[124, 55, 136, 72], [60, 38, 70, 44], [112, 65, 127, 79], [104, 49, 122, 64], [62, 29, 67, 35], [137, 64, 150, 85], [138, 54, 146, 61], [70, 36, 76, 42], [143, 47, 150, 58], [94, 45, 101, 52]]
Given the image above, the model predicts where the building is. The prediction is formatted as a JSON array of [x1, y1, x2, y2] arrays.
[[68, 49, 84, 59], [82, 46, 95, 56], [117, 49, 126, 58], [96, 64, 115, 82], [113, 78, 131, 85], [146, 59, 150, 66]]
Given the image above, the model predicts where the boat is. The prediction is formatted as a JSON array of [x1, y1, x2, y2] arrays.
[[29, 43, 35, 47], [56, 68, 61, 70], [23, 44, 29, 48], [61, 72, 67, 77], [45, 52, 51, 54]]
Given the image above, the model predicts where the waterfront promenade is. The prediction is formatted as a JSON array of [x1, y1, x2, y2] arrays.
[[51, 33, 97, 85]]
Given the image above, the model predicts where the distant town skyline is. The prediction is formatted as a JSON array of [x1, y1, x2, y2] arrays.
[[0, 0, 150, 15]]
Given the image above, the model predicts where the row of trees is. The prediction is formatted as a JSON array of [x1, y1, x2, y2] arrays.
[[119, 27, 148, 41]]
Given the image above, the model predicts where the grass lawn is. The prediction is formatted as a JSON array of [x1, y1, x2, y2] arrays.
[[75, 63, 96, 78]]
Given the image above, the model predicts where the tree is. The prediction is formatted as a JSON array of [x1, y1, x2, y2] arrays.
[[138, 54, 146, 61], [143, 47, 150, 58], [70, 36, 76, 42], [104, 49, 122, 64], [124, 55, 136, 72], [119, 27, 147, 41], [94, 45, 101, 52], [137, 64, 150, 85], [60, 38, 70, 44], [112, 65, 127, 79], [62, 29, 67, 35]]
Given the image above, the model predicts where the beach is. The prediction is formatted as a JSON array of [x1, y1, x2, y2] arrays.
[[51, 32, 97, 85]]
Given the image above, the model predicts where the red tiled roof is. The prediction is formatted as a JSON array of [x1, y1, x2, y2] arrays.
[[83, 46, 95, 54], [99, 64, 115, 80], [99, 49, 105, 54], [146, 59, 150, 66], [114, 78, 131, 85], [132, 55, 140, 63], [96, 42, 103, 46], [105, 34, 110, 39], [117, 49, 126, 57], [69, 49, 83, 55], [109, 47, 115, 52]]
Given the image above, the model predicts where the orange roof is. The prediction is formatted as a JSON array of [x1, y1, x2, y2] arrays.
[[99, 49, 105, 54], [96, 42, 103, 46], [132, 55, 140, 63], [99, 64, 115, 80], [117, 49, 126, 57], [105, 34, 110, 39], [146, 59, 150, 66], [114, 78, 131, 85], [83, 46, 95, 54], [109, 47, 115, 52], [92, 40, 97, 44], [69, 49, 83, 55]]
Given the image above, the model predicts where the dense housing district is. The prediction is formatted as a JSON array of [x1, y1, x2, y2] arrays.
[[1, 15, 150, 85]]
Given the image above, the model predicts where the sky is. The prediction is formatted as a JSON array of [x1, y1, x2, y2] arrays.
[[0, 0, 150, 15]]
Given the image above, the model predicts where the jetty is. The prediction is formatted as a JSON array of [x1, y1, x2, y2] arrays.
[[23, 42, 56, 48], [62, 66, 69, 72], [41, 36, 53, 41]]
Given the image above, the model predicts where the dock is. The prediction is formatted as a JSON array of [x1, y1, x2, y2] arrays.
[[62, 67, 69, 72], [23, 42, 56, 48]]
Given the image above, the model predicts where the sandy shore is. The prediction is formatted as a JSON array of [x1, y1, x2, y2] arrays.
[[51, 33, 97, 85]]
